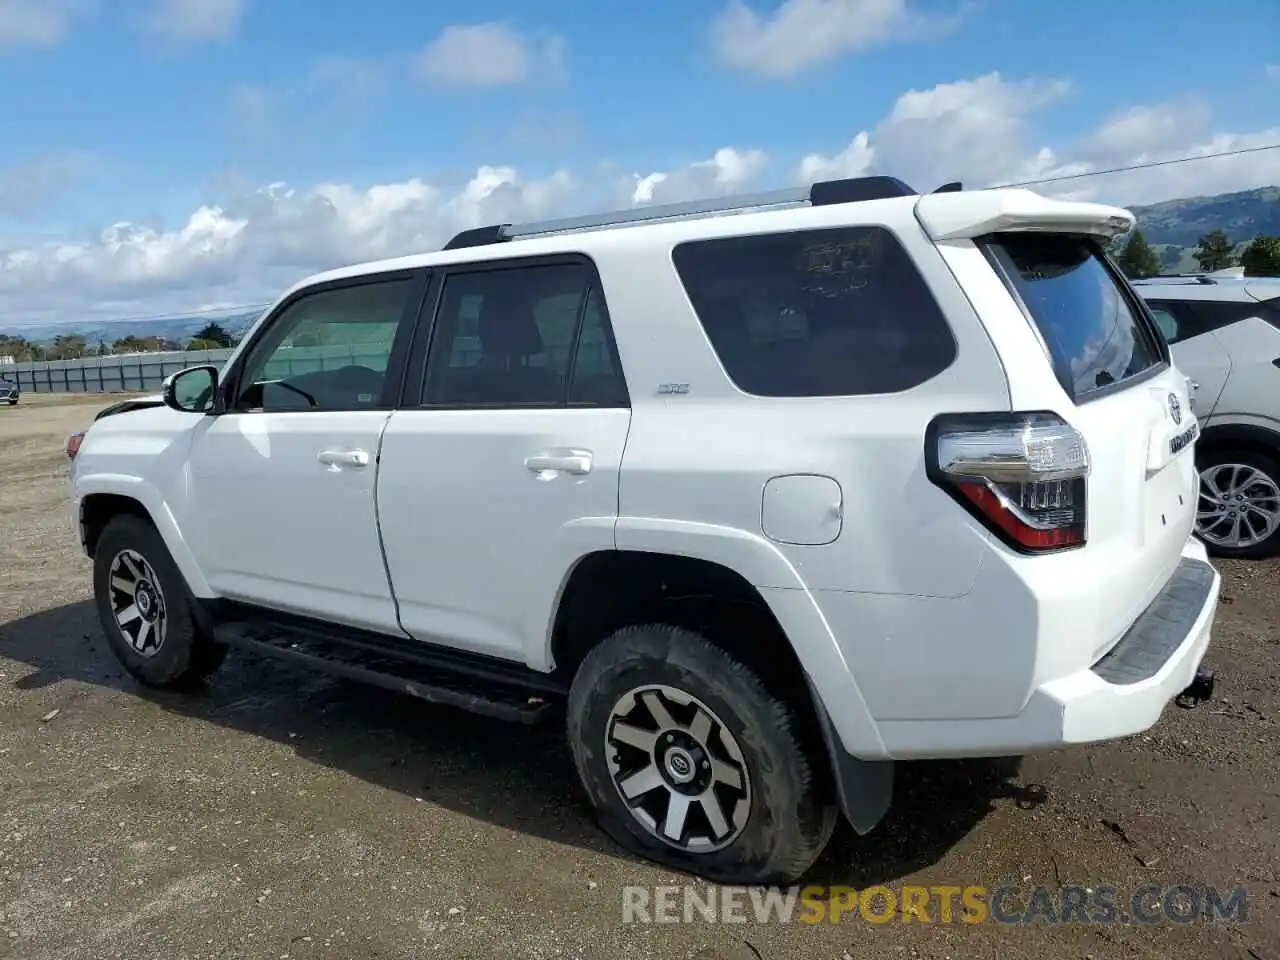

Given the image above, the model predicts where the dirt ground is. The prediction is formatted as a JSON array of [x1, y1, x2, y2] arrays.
[[1, 393, 1277, 960]]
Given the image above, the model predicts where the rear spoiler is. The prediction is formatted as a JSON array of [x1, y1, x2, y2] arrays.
[[914, 188, 1135, 242]]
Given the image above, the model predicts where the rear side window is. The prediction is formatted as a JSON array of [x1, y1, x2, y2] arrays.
[[983, 234, 1165, 401], [1186, 297, 1280, 333], [672, 226, 957, 397]]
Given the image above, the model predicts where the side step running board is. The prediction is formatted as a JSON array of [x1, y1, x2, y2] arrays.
[[213, 623, 558, 724]]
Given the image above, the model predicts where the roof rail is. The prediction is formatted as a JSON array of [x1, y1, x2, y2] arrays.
[[1131, 274, 1218, 286], [441, 174, 918, 251]]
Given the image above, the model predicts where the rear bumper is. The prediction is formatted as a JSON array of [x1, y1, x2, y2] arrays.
[[876, 537, 1220, 759]]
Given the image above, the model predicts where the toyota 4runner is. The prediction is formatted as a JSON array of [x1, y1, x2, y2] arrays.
[[67, 175, 1220, 884]]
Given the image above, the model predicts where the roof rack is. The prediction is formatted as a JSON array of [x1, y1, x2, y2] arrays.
[[442, 175, 918, 251]]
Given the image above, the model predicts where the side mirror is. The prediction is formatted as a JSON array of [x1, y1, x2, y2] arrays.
[[162, 365, 219, 413]]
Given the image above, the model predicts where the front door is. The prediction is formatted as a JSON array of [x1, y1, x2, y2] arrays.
[[377, 258, 632, 664], [183, 271, 424, 635]]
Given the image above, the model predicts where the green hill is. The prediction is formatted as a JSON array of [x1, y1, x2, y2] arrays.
[[1127, 186, 1280, 273]]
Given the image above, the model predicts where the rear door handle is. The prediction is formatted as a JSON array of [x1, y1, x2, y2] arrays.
[[525, 449, 593, 475], [318, 449, 370, 468]]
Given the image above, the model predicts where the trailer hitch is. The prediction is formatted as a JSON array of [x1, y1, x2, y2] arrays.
[[1175, 668, 1215, 709]]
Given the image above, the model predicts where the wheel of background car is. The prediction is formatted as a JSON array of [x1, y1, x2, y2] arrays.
[[1195, 447, 1280, 560], [93, 515, 228, 687], [565, 623, 837, 885]]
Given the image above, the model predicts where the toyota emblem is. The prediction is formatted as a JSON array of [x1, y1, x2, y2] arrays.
[[1168, 393, 1182, 425]]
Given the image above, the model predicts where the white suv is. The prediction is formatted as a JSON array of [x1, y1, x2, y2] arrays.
[[67, 176, 1220, 885], [1132, 274, 1280, 559]]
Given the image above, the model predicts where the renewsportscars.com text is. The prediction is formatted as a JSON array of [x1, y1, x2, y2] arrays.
[[621, 884, 1248, 925]]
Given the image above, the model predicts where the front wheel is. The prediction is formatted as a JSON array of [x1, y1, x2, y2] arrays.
[[93, 515, 228, 687], [566, 624, 837, 885], [1196, 447, 1280, 559]]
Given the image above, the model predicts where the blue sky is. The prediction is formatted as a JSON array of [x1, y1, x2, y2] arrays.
[[0, 0, 1278, 326]]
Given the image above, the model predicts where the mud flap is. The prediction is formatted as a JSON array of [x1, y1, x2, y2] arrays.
[[806, 678, 893, 834]]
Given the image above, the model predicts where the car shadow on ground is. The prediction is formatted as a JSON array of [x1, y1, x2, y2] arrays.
[[1, 600, 1047, 890]]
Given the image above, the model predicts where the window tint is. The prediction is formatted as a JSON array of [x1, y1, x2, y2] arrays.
[[424, 262, 603, 407], [984, 234, 1164, 400], [568, 285, 628, 407], [234, 277, 414, 412], [672, 226, 957, 397], [1186, 299, 1279, 333]]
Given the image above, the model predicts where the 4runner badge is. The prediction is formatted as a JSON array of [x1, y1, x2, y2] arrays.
[[1168, 393, 1182, 426]]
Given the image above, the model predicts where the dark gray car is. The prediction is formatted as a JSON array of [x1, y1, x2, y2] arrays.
[[0, 374, 19, 405]]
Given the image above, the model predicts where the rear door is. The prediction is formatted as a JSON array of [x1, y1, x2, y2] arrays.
[[377, 256, 631, 665], [976, 233, 1200, 651]]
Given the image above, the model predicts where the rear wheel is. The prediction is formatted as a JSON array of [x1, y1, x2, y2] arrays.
[[566, 623, 836, 884], [1196, 447, 1280, 559], [93, 515, 228, 687]]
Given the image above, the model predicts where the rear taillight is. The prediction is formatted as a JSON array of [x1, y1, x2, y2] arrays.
[[926, 412, 1090, 553], [66, 432, 84, 460]]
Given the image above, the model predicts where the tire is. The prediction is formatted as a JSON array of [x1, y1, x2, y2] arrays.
[[1195, 446, 1280, 560], [567, 623, 837, 885], [93, 515, 228, 687], [5, 398, 15, 406]]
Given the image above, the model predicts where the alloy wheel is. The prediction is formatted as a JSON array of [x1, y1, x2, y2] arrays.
[[605, 684, 751, 853], [107, 548, 168, 657], [1197, 462, 1280, 550]]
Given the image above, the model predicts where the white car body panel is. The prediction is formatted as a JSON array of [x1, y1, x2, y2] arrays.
[[70, 185, 1220, 764]]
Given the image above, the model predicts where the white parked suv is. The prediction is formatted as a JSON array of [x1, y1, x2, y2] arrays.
[[1132, 274, 1280, 559], [67, 176, 1221, 884]]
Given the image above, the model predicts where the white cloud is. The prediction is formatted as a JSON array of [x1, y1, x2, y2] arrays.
[[415, 22, 565, 87], [628, 148, 769, 206], [0, 0, 92, 48], [711, 0, 967, 78], [795, 132, 874, 183], [3, 73, 1279, 329], [143, 0, 245, 43]]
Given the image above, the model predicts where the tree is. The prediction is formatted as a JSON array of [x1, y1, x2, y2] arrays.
[[1193, 229, 1237, 272], [1117, 229, 1162, 279], [1240, 234, 1280, 277], [49, 334, 86, 360], [192, 321, 234, 348], [1160, 245, 1184, 271]]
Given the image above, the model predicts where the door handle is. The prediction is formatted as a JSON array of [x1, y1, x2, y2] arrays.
[[525, 449, 593, 476], [318, 449, 370, 468]]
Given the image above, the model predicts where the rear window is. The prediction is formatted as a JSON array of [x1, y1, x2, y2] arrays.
[[983, 234, 1165, 400], [672, 226, 957, 397]]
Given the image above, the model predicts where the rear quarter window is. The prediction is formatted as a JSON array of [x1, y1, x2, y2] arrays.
[[981, 234, 1166, 401], [672, 226, 957, 397]]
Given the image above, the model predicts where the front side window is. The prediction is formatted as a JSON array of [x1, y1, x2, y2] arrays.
[[233, 277, 415, 412], [983, 234, 1165, 400], [672, 226, 957, 397], [423, 261, 626, 407]]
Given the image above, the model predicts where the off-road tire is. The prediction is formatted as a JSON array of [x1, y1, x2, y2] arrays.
[[93, 515, 227, 687], [566, 623, 837, 884]]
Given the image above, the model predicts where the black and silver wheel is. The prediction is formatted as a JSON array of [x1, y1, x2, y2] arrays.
[[107, 548, 169, 657], [1196, 448, 1280, 559], [567, 624, 836, 884], [93, 515, 227, 687]]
